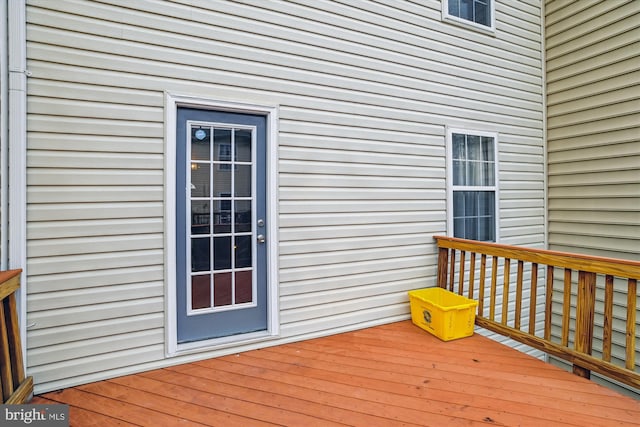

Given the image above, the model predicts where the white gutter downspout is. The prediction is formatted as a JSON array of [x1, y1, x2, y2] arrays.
[[8, 0, 28, 363], [0, 0, 8, 271], [540, 1, 550, 364]]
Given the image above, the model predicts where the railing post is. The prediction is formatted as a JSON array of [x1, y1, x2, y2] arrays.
[[437, 246, 448, 289], [0, 269, 32, 404], [574, 271, 596, 379]]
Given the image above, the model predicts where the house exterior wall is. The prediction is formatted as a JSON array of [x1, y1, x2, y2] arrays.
[[25, 0, 545, 393], [0, 3, 4, 268], [546, 0, 640, 260], [545, 0, 640, 396]]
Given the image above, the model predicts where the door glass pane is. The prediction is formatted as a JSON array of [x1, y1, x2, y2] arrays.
[[213, 166, 232, 196], [214, 196, 232, 234], [214, 128, 232, 161], [235, 129, 252, 162], [191, 237, 210, 272], [235, 235, 252, 269], [235, 165, 252, 197], [235, 271, 253, 304], [191, 163, 210, 198], [235, 200, 252, 232], [213, 272, 232, 307], [214, 237, 232, 270], [191, 275, 211, 309], [191, 127, 210, 161], [191, 200, 210, 235]]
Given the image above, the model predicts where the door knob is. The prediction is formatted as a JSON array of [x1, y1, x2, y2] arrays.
[[257, 234, 265, 243]]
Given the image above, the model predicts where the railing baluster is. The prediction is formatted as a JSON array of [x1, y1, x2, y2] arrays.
[[626, 279, 637, 370], [468, 252, 476, 300], [478, 254, 487, 317], [562, 269, 572, 347], [490, 256, 498, 321], [602, 275, 614, 362], [544, 265, 554, 341], [515, 260, 524, 330], [528, 263, 538, 335], [458, 250, 466, 295], [449, 249, 456, 292], [502, 259, 511, 326]]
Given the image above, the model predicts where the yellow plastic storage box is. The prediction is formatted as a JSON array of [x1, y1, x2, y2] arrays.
[[408, 287, 478, 341]]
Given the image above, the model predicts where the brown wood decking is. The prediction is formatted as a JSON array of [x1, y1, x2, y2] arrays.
[[32, 321, 640, 426]]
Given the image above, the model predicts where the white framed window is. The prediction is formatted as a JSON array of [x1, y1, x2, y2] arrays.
[[442, 0, 495, 33], [447, 128, 499, 242]]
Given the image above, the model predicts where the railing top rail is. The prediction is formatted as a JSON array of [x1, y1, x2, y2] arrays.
[[434, 236, 640, 279], [0, 268, 22, 301]]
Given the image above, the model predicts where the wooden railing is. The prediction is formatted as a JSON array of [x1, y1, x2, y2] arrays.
[[0, 269, 33, 403], [434, 236, 640, 390]]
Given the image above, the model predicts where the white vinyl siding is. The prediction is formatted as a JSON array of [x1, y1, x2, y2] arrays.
[[545, 0, 640, 396], [25, 0, 544, 392]]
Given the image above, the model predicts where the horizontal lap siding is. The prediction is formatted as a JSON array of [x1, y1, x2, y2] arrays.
[[545, 0, 640, 396], [546, 0, 640, 259], [25, 0, 544, 392]]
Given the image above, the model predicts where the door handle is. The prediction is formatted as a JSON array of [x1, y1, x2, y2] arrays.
[[257, 234, 265, 244]]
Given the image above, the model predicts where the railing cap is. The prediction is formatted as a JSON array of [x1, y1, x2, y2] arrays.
[[433, 236, 640, 279]]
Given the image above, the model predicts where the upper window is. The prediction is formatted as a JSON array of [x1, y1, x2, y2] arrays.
[[447, 129, 498, 242], [443, 0, 494, 32]]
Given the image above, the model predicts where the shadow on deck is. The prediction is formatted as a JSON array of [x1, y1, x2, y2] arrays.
[[33, 321, 640, 426]]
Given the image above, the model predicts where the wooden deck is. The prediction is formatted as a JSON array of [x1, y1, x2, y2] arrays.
[[33, 321, 640, 426]]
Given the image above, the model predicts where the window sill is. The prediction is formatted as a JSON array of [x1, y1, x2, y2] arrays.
[[442, 15, 496, 36]]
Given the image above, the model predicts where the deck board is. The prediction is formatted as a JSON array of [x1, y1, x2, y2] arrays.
[[260, 344, 636, 423], [33, 321, 640, 426]]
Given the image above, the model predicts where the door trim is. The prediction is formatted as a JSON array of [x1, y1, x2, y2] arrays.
[[164, 92, 279, 356]]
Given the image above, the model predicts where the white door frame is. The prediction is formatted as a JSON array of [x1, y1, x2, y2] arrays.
[[4, 0, 28, 364], [164, 92, 279, 356]]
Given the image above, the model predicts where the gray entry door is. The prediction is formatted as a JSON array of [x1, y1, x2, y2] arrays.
[[176, 107, 267, 343]]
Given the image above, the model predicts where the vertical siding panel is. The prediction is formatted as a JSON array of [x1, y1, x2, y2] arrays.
[[25, 0, 545, 392]]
